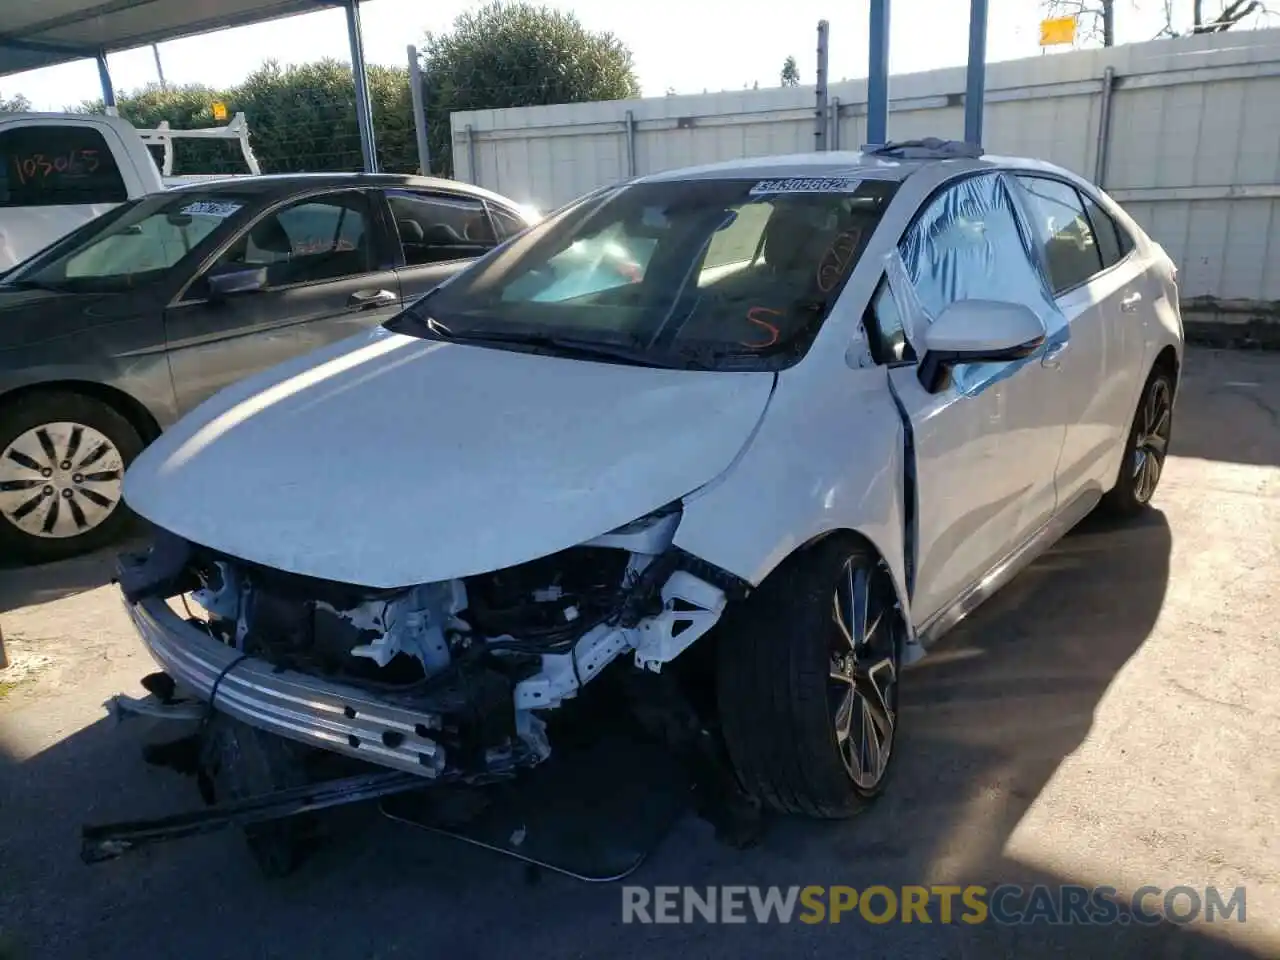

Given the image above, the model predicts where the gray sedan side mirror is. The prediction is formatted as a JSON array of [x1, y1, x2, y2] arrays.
[[207, 267, 267, 299], [918, 299, 1047, 393]]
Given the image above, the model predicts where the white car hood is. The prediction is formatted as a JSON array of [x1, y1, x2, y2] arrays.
[[125, 327, 775, 587]]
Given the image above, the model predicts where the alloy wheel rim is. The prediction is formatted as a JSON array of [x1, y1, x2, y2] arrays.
[[1132, 379, 1172, 504], [0, 422, 124, 539], [829, 558, 900, 790]]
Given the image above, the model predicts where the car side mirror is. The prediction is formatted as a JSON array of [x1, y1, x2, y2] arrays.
[[207, 266, 267, 299], [918, 299, 1046, 393]]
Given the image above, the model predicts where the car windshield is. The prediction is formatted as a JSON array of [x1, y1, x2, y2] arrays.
[[4, 192, 251, 293], [391, 176, 898, 369]]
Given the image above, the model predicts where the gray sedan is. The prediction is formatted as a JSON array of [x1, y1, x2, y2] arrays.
[[0, 173, 537, 563]]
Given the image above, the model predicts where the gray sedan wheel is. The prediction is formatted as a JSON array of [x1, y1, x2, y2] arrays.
[[0, 393, 143, 564]]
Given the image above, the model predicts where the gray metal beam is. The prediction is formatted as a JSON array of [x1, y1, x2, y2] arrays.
[[866, 0, 890, 145], [407, 44, 431, 175], [344, 0, 377, 172], [0, 1, 339, 77], [152, 43, 167, 91], [96, 51, 117, 115], [0, 36, 96, 56], [964, 0, 989, 145], [10, 0, 163, 40], [814, 20, 830, 151]]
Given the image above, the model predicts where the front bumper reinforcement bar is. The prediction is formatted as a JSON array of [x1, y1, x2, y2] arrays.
[[81, 769, 426, 864], [117, 548, 448, 778]]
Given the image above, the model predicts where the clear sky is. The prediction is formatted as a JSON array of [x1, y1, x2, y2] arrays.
[[2, 0, 1273, 110]]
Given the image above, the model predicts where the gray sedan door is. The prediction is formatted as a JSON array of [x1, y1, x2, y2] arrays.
[[164, 190, 401, 413]]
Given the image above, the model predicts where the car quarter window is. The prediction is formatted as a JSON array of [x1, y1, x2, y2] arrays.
[[386, 190, 496, 265], [487, 203, 529, 241], [205, 191, 373, 290], [899, 171, 1053, 321], [0, 124, 128, 207], [1015, 175, 1105, 294]]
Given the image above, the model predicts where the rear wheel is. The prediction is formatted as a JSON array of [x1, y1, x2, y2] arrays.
[[1099, 367, 1175, 518], [0, 392, 142, 564], [717, 536, 903, 818]]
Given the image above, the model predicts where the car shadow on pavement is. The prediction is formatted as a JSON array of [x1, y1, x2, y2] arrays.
[[0, 536, 146, 615], [7, 507, 1263, 960], [693, 507, 1264, 958]]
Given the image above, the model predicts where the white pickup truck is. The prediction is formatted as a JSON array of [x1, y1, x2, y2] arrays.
[[0, 111, 260, 271]]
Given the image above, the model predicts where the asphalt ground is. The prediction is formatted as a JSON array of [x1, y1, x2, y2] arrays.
[[1, 345, 1277, 959]]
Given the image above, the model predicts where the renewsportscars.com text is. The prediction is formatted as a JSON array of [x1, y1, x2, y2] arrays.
[[621, 885, 1246, 926]]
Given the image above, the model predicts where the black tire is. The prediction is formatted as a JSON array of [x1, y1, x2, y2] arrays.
[[0, 391, 144, 565], [716, 535, 903, 819], [1099, 366, 1175, 519], [199, 715, 316, 879]]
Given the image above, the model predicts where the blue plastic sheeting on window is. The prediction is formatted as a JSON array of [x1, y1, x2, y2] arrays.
[[883, 248, 926, 354], [890, 172, 1064, 395], [900, 172, 1055, 318]]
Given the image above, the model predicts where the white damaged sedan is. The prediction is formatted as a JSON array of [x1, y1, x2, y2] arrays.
[[116, 141, 1183, 827]]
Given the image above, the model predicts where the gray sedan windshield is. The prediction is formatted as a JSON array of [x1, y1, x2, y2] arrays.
[[5, 192, 250, 293], [395, 176, 898, 368]]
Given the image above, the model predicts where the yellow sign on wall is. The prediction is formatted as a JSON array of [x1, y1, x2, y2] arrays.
[[1040, 15, 1077, 46], [211, 101, 228, 121]]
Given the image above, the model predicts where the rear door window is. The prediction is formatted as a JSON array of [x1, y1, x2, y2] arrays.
[[0, 125, 128, 207], [1015, 176, 1105, 294], [386, 190, 496, 265]]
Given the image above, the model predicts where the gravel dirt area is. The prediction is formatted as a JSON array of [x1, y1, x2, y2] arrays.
[[1, 346, 1277, 960]]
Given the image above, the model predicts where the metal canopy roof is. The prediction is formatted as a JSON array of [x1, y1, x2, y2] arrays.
[[0, 0, 340, 77]]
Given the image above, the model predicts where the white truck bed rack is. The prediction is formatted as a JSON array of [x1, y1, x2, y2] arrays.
[[136, 111, 261, 182]]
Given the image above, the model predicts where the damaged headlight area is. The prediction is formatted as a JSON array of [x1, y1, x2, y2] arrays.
[[116, 502, 737, 782]]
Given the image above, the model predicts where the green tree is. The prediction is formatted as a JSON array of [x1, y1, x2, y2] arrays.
[[76, 63, 419, 175], [0, 92, 30, 112], [780, 55, 800, 87], [420, 2, 641, 176], [231, 59, 415, 173]]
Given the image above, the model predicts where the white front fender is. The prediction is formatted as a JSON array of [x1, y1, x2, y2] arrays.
[[673, 359, 919, 661]]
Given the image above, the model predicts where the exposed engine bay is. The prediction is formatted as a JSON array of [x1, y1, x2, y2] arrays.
[[135, 504, 735, 780]]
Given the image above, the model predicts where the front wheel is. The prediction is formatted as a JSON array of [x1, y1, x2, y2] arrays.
[[0, 392, 143, 564], [716, 536, 904, 818]]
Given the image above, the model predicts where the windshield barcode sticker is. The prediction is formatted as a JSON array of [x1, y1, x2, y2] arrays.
[[749, 177, 863, 195], [179, 200, 243, 218]]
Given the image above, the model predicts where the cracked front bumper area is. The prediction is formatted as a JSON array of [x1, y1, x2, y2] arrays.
[[122, 592, 447, 778]]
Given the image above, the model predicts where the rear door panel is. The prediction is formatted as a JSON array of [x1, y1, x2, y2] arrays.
[[1013, 175, 1145, 499]]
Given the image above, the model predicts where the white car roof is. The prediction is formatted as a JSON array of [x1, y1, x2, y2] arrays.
[[635, 147, 1082, 187]]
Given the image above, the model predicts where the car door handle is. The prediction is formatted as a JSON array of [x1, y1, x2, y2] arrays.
[[1120, 292, 1143, 313], [1042, 341, 1069, 369], [348, 289, 398, 309]]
